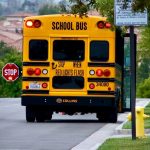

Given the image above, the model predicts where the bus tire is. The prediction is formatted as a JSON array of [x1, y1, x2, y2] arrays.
[[26, 106, 36, 122], [96, 112, 108, 123], [44, 110, 53, 121], [35, 109, 52, 122], [35, 110, 45, 122], [108, 107, 118, 123]]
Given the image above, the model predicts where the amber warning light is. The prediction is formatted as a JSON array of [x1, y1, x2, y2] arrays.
[[25, 20, 41, 28]]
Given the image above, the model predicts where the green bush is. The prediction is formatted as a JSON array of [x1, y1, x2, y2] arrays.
[[0, 41, 22, 97], [137, 78, 150, 98]]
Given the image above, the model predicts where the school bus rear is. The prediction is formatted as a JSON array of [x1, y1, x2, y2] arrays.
[[22, 14, 121, 122]]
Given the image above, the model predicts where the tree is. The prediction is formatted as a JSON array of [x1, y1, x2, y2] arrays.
[[0, 4, 3, 16], [39, 4, 60, 15], [132, 0, 150, 12], [66, 0, 150, 24], [136, 26, 150, 88], [0, 41, 22, 97], [137, 78, 150, 98]]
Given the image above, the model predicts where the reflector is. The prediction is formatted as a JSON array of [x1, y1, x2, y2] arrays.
[[42, 83, 48, 88], [89, 83, 95, 89]]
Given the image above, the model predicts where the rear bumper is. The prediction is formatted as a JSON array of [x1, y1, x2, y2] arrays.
[[22, 95, 115, 108]]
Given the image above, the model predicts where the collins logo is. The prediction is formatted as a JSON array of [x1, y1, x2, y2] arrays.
[[56, 98, 63, 103]]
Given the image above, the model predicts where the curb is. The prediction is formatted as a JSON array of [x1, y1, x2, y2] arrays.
[[114, 99, 150, 135]]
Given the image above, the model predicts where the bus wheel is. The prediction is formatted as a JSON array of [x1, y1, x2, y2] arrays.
[[35, 109, 52, 122], [26, 106, 36, 122], [96, 112, 108, 123], [108, 107, 118, 123], [35, 110, 45, 122], [44, 110, 53, 121]]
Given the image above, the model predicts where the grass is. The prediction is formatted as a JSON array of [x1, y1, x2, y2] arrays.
[[123, 103, 150, 129], [98, 137, 150, 150], [98, 103, 150, 150]]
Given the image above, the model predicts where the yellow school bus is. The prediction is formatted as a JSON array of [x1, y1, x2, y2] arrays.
[[22, 14, 126, 123]]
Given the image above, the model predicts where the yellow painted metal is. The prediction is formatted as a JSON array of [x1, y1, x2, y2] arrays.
[[127, 106, 150, 138], [22, 14, 122, 101], [22, 81, 49, 91]]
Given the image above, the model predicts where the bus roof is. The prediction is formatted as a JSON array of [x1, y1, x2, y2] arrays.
[[23, 14, 114, 38]]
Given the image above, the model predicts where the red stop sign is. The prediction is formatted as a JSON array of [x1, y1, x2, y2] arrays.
[[2, 63, 19, 82]]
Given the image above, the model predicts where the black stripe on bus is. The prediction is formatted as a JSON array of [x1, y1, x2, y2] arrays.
[[88, 91, 115, 95], [88, 78, 115, 82], [22, 77, 49, 81], [22, 90, 49, 94], [88, 63, 115, 67], [23, 62, 50, 66]]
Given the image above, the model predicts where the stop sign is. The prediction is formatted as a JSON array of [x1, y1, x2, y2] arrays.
[[2, 63, 19, 82]]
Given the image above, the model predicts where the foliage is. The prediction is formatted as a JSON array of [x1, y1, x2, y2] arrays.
[[59, 0, 70, 13], [138, 27, 150, 57], [96, 0, 114, 23], [67, 0, 150, 24], [69, 0, 96, 16], [136, 27, 150, 88], [132, 0, 150, 12], [136, 58, 150, 85], [0, 41, 22, 97], [137, 78, 150, 98], [38, 4, 60, 15]]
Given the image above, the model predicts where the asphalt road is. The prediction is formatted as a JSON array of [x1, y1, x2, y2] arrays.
[[0, 98, 105, 150]]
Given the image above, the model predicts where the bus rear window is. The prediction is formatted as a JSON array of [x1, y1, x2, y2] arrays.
[[53, 40, 85, 61], [90, 41, 109, 61], [29, 40, 48, 60], [53, 76, 84, 89]]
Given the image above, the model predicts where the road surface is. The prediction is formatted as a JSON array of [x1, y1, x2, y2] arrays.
[[0, 98, 106, 150]]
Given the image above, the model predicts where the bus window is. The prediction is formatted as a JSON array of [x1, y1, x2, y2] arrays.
[[90, 41, 109, 61], [53, 40, 85, 61], [53, 76, 84, 89], [29, 40, 48, 60]]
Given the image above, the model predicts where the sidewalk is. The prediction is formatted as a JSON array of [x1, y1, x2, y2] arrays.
[[71, 98, 150, 150]]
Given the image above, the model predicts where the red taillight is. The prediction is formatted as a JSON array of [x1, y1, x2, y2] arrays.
[[27, 68, 34, 75], [96, 69, 103, 77], [35, 68, 41, 75], [89, 83, 95, 89], [42, 83, 48, 88], [103, 69, 111, 77], [33, 20, 41, 28], [105, 22, 111, 28], [97, 21, 105, 29]]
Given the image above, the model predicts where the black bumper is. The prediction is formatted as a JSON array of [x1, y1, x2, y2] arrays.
[[22, 96, 115, 108]]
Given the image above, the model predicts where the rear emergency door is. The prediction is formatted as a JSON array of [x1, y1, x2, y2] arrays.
[[50, 38, 87, 96]]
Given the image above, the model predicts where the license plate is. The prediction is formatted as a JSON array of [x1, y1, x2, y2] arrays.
[[29, 83, 41, 89]]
